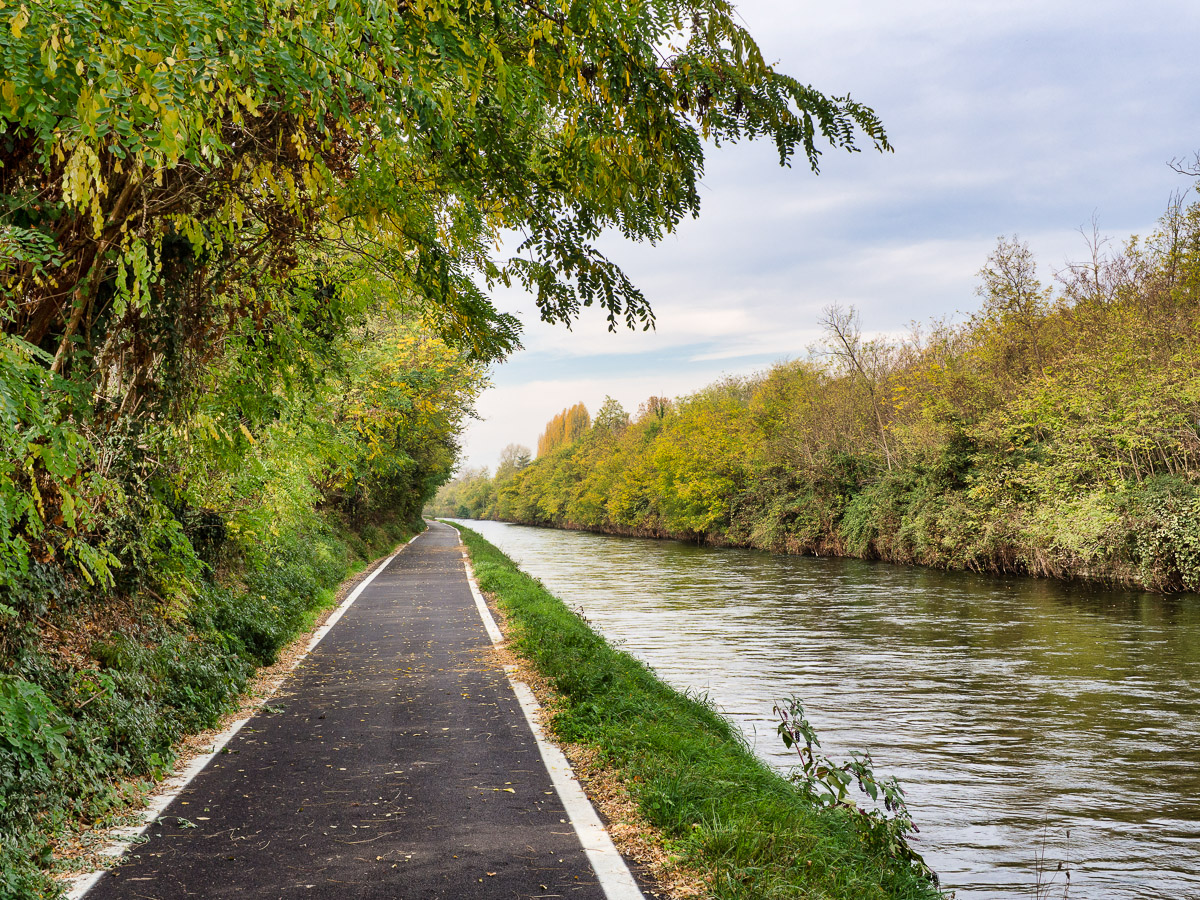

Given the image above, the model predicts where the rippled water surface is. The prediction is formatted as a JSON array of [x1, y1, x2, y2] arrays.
[[456, 520, 1200, 899]]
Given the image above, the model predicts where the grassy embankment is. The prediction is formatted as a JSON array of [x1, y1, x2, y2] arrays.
[[453, 523, 945, 900], [1, 516, 416, 900]]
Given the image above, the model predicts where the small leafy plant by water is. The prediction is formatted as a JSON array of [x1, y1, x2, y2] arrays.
[[776, 698, 937, 886]]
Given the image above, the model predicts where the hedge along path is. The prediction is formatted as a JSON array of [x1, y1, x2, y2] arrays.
[[73, 520, 646, 900]]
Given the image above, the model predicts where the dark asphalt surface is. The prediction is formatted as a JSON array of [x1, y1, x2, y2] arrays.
[[87, 521, 610, 900]]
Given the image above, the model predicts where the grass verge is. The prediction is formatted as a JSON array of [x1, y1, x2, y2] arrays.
[[453, 523, 945, 900]]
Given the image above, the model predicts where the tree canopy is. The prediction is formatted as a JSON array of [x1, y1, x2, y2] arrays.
[[536, 401, 590, 455], [2, 0, 890, 397], [0, 0, 892, 630]]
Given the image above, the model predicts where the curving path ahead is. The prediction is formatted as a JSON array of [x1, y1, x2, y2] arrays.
[[82, 521, 642, 900]]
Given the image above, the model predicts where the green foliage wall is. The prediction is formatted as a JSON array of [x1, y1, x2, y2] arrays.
[[0, 309, 480, 896], [432, 197, 1200, 593]]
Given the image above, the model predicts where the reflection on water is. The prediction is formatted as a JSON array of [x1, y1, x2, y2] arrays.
[[456, 520, 1200, 900]]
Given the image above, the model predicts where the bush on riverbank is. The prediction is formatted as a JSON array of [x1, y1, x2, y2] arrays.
[[454, 523, 946, 900], [430, 196, 1200, 592]]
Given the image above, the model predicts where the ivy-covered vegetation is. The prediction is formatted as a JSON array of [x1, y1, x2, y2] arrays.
[[431, 196, 1200, 593], [2, 0, 891, 894]]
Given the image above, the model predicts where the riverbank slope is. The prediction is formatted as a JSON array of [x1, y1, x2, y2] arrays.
[[453, 522, 946, 900]]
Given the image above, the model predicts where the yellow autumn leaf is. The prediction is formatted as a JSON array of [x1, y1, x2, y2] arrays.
[[10, 5, 28, 38]]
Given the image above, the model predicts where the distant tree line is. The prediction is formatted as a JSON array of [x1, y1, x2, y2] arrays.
[[430, 194, 1200, 593]]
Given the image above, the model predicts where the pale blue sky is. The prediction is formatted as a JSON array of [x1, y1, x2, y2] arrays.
[[460, 0, 1200, 469]]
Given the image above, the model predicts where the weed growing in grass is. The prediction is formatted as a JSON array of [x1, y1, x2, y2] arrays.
[[775, 698, 937, 886]]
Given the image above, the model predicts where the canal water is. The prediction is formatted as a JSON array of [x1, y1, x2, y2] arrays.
[[455, 519, 1200, 900]]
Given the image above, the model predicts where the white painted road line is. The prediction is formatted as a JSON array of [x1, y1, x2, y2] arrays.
[[458, 529, 646, 900], [65, 534, 418, 900], [463, 551, 505, 645]]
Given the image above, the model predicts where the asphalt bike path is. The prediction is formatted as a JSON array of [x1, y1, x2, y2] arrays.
[[84, 521, 635, 899]]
